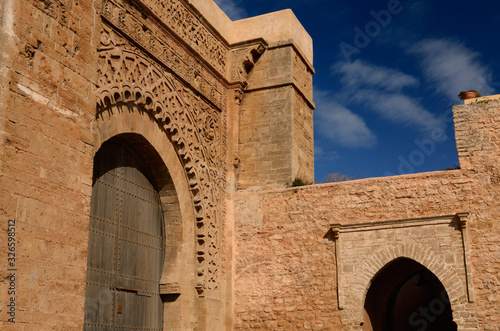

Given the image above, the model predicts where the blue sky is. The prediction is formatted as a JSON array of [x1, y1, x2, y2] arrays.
[[214, 0, 500, 181]]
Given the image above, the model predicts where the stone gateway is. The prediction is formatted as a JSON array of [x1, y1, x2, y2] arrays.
[[0, 0, 498, 330]]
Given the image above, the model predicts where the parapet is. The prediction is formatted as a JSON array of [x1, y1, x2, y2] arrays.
[[463, 93, 500, 104], [230, 10, 313, 66], [453, 96, 500, 171], [187, 0, 313, 65]]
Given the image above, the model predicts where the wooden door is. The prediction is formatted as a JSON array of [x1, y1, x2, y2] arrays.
[[84, 139, 164, 330]]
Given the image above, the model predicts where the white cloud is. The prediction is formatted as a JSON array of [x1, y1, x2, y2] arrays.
[[353, 90, 444, 133], [315, 89, 377, 149], [409, 38, 494, 101], [332, 60, 419, 92], [314, 145, 339, 162], [213, 0, 247, 20], [332, 60, 444, 134]]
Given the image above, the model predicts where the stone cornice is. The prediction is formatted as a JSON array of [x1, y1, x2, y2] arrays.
[[228, 39, 267, 84], [330, 213, 467, 233], [245, 81, 315, 110]]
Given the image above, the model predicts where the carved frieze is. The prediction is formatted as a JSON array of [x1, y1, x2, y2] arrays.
[[137, 0, 227, 73], [101, 0, 227, 111], [96, 27, 226, 294]]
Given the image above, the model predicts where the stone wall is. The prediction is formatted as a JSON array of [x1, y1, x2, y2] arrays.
[[0, 0, 315, 330], [1, 0, 498, 329], [292, 90, 314, 183], [233, 100, 500, 330], [238, 84, 295, 190], [0, 0, 97, 329], [237, 43, 314, 190], [453, 100, 500, 331]]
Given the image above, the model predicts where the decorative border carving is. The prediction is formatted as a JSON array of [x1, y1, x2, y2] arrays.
[[102, 0, 228, 74], [136, 0, 227, 73], [101, 0, 227, 111], [33, 0, 68, 24], [97, 27, 226, 295]]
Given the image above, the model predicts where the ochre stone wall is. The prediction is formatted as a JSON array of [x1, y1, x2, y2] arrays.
[[0, 0, 97, 329], [0, 0, 315, 330], [238, 86, 295, 189], [1, 0, 499, 329], [233, 101, 500, 330], [453, 100, 500, 331], [292, 91, 314, 183], [238, 44, 314, 189]]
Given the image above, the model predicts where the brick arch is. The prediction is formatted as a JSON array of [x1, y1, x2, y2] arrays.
[[351, 244, 465, 328]]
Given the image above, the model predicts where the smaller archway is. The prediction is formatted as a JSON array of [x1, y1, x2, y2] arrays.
[[364, 258, 457, 331]]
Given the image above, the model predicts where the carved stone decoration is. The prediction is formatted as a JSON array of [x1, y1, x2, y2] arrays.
[[101, 0, 227, 111], [137, 0, 227, 74], [229, 41, 267, 83], [202, 114, 216, 141], [233, 85, 246, 105], [96, 27, 226, 295], [233, 155, 240, 168]]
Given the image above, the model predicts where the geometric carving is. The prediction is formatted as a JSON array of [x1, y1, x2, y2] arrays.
[[135, 0, 227, 73], [101, 0, 227, 111], [233, 87, 245, 105], [97, 27, 225, 296], [33, 0, 68, 24]]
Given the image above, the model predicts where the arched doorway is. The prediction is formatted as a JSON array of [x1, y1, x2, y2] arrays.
[[364, 258, 456, 331], [84, 137, 165, 330]]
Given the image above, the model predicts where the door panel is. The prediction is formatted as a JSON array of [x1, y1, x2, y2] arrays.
[[84, 139, 164, 330]]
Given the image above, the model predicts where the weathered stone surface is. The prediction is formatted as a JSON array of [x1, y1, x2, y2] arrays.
[[0, 0, 314, 329], [0, 0, 499, 330], [234, 100, 500, 330]]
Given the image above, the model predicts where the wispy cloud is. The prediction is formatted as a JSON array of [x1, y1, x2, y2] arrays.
[[354, 90, 444, 132], [332, 60, 419, 91], [409, 38, 494, 101], [315, 89, 377, 149], [332, 60, 444, 134], [213, 0, 247, 20], [332, 60, 419, 92]]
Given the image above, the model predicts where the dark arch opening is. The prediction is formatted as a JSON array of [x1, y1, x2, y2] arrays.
[[364, 258, 456, 331]]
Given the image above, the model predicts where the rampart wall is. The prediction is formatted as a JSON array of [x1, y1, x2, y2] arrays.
[[233, 100, 500, 330]]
